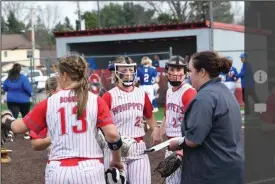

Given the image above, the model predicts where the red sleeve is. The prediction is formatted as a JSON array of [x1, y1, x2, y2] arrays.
[[143, 93, 153, 119], [23, 99, 47, 135], [30, 128, 48, 139], [101, 92, 112, 110], [96, 96, 114, 127], [182, 88, 197, 111]]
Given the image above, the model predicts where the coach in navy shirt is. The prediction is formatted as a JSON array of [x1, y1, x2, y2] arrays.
[[169, 51, 244, 184], [235, 53, 259, 114]]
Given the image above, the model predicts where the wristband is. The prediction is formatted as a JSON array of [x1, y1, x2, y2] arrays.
[[3, 118, 15, 131], [107, 137, 123, 151]]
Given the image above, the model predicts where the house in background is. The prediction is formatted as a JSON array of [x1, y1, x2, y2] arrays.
[[1, 34, 41, 72]]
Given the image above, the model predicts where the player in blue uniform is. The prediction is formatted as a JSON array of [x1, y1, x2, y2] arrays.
[[220, 56, 239, 94], [149, 60, 160, 112], [136, 56, 158, 112]]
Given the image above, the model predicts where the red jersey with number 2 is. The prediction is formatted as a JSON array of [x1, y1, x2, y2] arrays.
[[23, 90, 114, 160]]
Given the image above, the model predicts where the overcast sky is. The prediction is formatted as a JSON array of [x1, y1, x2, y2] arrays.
[[10, 1, 244, 29]]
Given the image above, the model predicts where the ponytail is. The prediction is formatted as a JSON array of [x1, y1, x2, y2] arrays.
[[74, 73, 90, 119]]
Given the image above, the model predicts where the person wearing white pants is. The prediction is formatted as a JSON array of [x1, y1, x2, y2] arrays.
[[221, 56, 239, 95], [136, 57, 159, 112]]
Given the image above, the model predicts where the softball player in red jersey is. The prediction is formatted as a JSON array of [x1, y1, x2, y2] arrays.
[[160, 56, 197, 184], [102, 56, 162, 184], [4, 55, 124, 184]]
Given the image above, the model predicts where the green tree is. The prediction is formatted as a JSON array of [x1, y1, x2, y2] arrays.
[[53, 21, 66, 32], [82, 11, 98, 29], [53, 17, 74, 32], [83, 2, 155, 28], [6, 11, 25, 33], [64, 16, 74, 31], [189, 1, 234, 23], [100, 3, 126, 28], [35, 16, 55, 48], [122, 2, 155, 26], [147, 1, 235, 23], [1, 16, 8, 33], [155, 13, 179, 24]]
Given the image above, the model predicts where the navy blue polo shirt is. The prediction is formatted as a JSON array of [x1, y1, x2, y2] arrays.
[[181, 78, 244, 184]]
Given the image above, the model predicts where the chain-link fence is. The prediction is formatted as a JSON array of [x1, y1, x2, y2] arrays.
[[1, 57, 60, 105], [83, 48, 172, 106], [1, 48, 172, 106], [1, 47, 250, 108]]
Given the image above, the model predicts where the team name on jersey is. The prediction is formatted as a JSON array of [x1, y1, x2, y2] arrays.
[[60, 96, 77, 103], [112, 103, 143, 115], [166, 103, 185, 114]]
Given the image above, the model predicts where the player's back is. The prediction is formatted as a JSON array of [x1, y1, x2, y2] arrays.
[[46, 90, 103, 160], [137, 66, 157, 85]]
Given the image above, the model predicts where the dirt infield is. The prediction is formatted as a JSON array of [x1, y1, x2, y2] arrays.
[[1, 132, 167, 184]]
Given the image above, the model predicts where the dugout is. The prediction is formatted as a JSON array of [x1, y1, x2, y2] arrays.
[[54, 21, 271, 106]]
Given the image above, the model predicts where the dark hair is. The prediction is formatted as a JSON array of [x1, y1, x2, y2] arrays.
[[58, 55, 90, 119], [184, 53, 191, 63], [8, 63, 22, 80], [191, 51, 232, 78]]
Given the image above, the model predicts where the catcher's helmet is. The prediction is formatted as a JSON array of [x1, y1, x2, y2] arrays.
[[113, 56, 137, 87], [165, 56, 187, 87], [105, 168, 126, 184]]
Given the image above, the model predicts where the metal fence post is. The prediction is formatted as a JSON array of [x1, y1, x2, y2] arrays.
[[169, 47, 173, 58], [30, 57, 36, 105], [46, 57, 51, 77]]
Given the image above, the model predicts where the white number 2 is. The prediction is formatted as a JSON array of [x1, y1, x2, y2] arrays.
[[144, 74, 149, 82]]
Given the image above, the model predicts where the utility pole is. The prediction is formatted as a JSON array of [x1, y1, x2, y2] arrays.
[[97, 1, 101, 28], [0, 1, 2, 107], [209, 1, 214, 51], [77, 1, 81, 30], [31, 7, 36, 104], [31, 7, 35, 69]]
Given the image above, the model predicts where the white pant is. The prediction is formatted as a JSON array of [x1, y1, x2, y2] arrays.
[[103, 141, 151, 184], [139, 85, 154, 103], [45, 159, 105, 184], [223, 81, 236, 94], [165, 150, 181, 184]]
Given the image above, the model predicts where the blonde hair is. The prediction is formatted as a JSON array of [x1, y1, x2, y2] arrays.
[[141, 56, 152, 66], [45, 76, 59, 97], [58, 54, 90, 119]]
